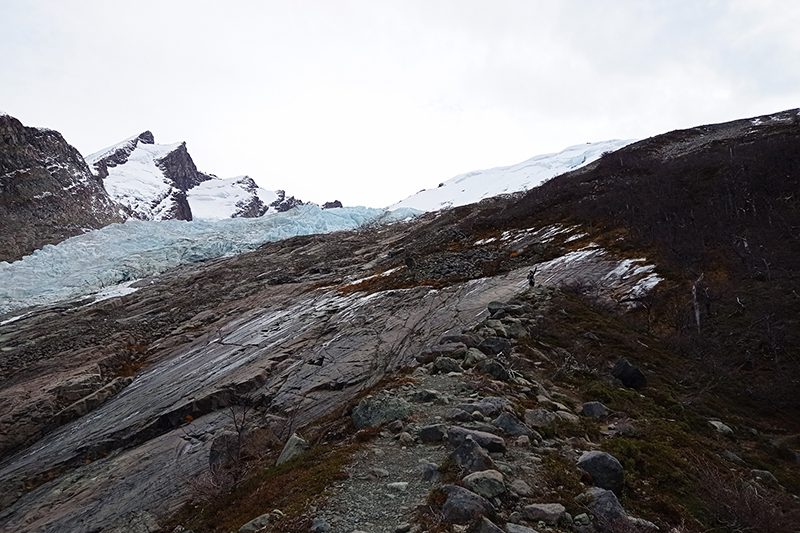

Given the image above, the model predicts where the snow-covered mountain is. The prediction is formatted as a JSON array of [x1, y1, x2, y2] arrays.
[[86, 132, 303, 220], [390, 139, 634, 211]]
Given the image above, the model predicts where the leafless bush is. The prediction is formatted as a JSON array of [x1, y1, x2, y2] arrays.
[[699, 464, 800, 532]]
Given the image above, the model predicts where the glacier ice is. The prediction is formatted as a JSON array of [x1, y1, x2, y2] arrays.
[[0, 205, 419, 316]]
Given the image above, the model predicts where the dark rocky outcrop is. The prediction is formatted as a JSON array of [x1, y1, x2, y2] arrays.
[[322, 200, 343, 209], [0, 114, 125, 262], [270, 189, 304, 212]]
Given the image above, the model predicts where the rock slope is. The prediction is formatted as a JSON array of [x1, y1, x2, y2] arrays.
[[0, 114, 125, 262]]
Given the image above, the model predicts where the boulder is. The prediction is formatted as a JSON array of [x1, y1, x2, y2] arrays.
[[505, 524, 539, 533], [441, 333, 482, 348], [439, 485, 494, 524], [523, 408, 557, 428], [709, 420, 734, 437], [611, 359, 647, 390], [409, 388, 446, 403], [417, 342, 468, 363], [492, 412, 534, 437], [575, 487, 626, 524], [351, 395, 411, 429], [478, 336, 513, 356], [238, 512, 274, 533], [510, 479, 532, 497], [457, 396, 510, 418], [463, 348, 488, 369], [467, 517, 505, 533], [476, 359, 511, 381], [462, 469, 506, 498], [577, 451, 625, 494], [419, 424, 448, 443], [451, 436, 496, 473], [522, 503, 566, 525], [433, 356, 463, 374], [276, 433, 309, 465], [448, 426, 507, 453], [580, 401, 609, 419]]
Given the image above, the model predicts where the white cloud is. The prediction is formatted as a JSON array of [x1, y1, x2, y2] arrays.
[[1, 0, 798, 206]]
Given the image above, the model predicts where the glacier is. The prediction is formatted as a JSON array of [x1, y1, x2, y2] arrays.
[[0, 205, 419, 316], [390, 139, 634, 212]]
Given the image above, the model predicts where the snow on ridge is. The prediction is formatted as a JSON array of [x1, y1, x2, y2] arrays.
[[0, 204, 420, 316], [390, 139, 634, 212], [85, 132, 146, 166], [188, 175, 280, 220]]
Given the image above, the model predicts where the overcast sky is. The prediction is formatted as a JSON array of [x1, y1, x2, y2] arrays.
[[2, 1, 799, 207]]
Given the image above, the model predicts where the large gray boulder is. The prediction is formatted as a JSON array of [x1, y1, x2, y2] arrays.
[[276, 433, 309, 465], [522, 503, 566, 525], [462, 469, 506, 499], [577, 451, 625, 494], [448, 426, 507, 453], [451, 436, 496, 473], [439, 484, 494, 524]]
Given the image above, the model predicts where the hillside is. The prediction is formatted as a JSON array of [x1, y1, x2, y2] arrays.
[[0, 109, 798, 533]]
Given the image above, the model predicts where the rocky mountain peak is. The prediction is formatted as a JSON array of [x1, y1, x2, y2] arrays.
[[0, 114, 124, 262]]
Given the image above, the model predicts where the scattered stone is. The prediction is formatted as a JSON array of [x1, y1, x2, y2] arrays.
[[419, 424, 448, 443], [417, 342, 468, 363], [462, 469, 506, 499], [478, 337, 513, 356], [486, 319, 508, 338], [492, 412, 534, 437], [522, 503, 566, 525], [523, 408, 557, 428], [448, 408, 474, 422], [351, 395, 412, 429], [514, 435, 531, 447], [276, 433, 309, 465], [751, 469, 781, 487], [555, 411, 580, 424], [577, 451, 625, 494], [420, 462, 441, 482], [721, 450, 745, 465], [387, 481, 409, 492], [573, 513, 591, 526], [505, 524, 539, 533], [398, 432, 415, 446], [451, 436, 496, 473], [310, 517, 331, 533], [709, 420, 734, 437], [458, 397, 510, 417], [395, 523, 413, 533], [576, 487, 626, 524], [448, 426, 507, 453], [441, 333, 482, 348], [409, 389, 445, 403], [467, 517, 505, 533], [463, 348, 489, 369], [476, 359, 511, 381], [387, 420, 405, 433], [433, 356, 463, 374], [370, 467, 390, 479], [510, 479, 532, 497], [501, 319, 528, 339], [439, 485, 494, 525], [580, 401, 609, 419], [611, 359, 647, 390], [238, 512, 274, 533]]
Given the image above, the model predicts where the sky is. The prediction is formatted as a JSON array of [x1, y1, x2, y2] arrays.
[[2, 0, 799, 207]]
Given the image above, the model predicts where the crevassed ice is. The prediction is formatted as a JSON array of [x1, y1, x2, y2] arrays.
[[0, 205, 419, 315]]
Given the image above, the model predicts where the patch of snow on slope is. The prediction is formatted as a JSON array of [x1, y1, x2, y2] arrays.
[[187, 176, 279, 219], [0, 205, 420, 315], [102, 142, 183, 219], [390, 139, 634, 212]]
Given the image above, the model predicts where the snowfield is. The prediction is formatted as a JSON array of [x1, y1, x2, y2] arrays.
[[187, 176, 279, 219], [390, 139, 634, 212], [0, 205, 419, 316]]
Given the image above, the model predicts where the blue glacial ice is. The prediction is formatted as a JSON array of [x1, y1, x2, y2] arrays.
[[0, 205, 419, 316]]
